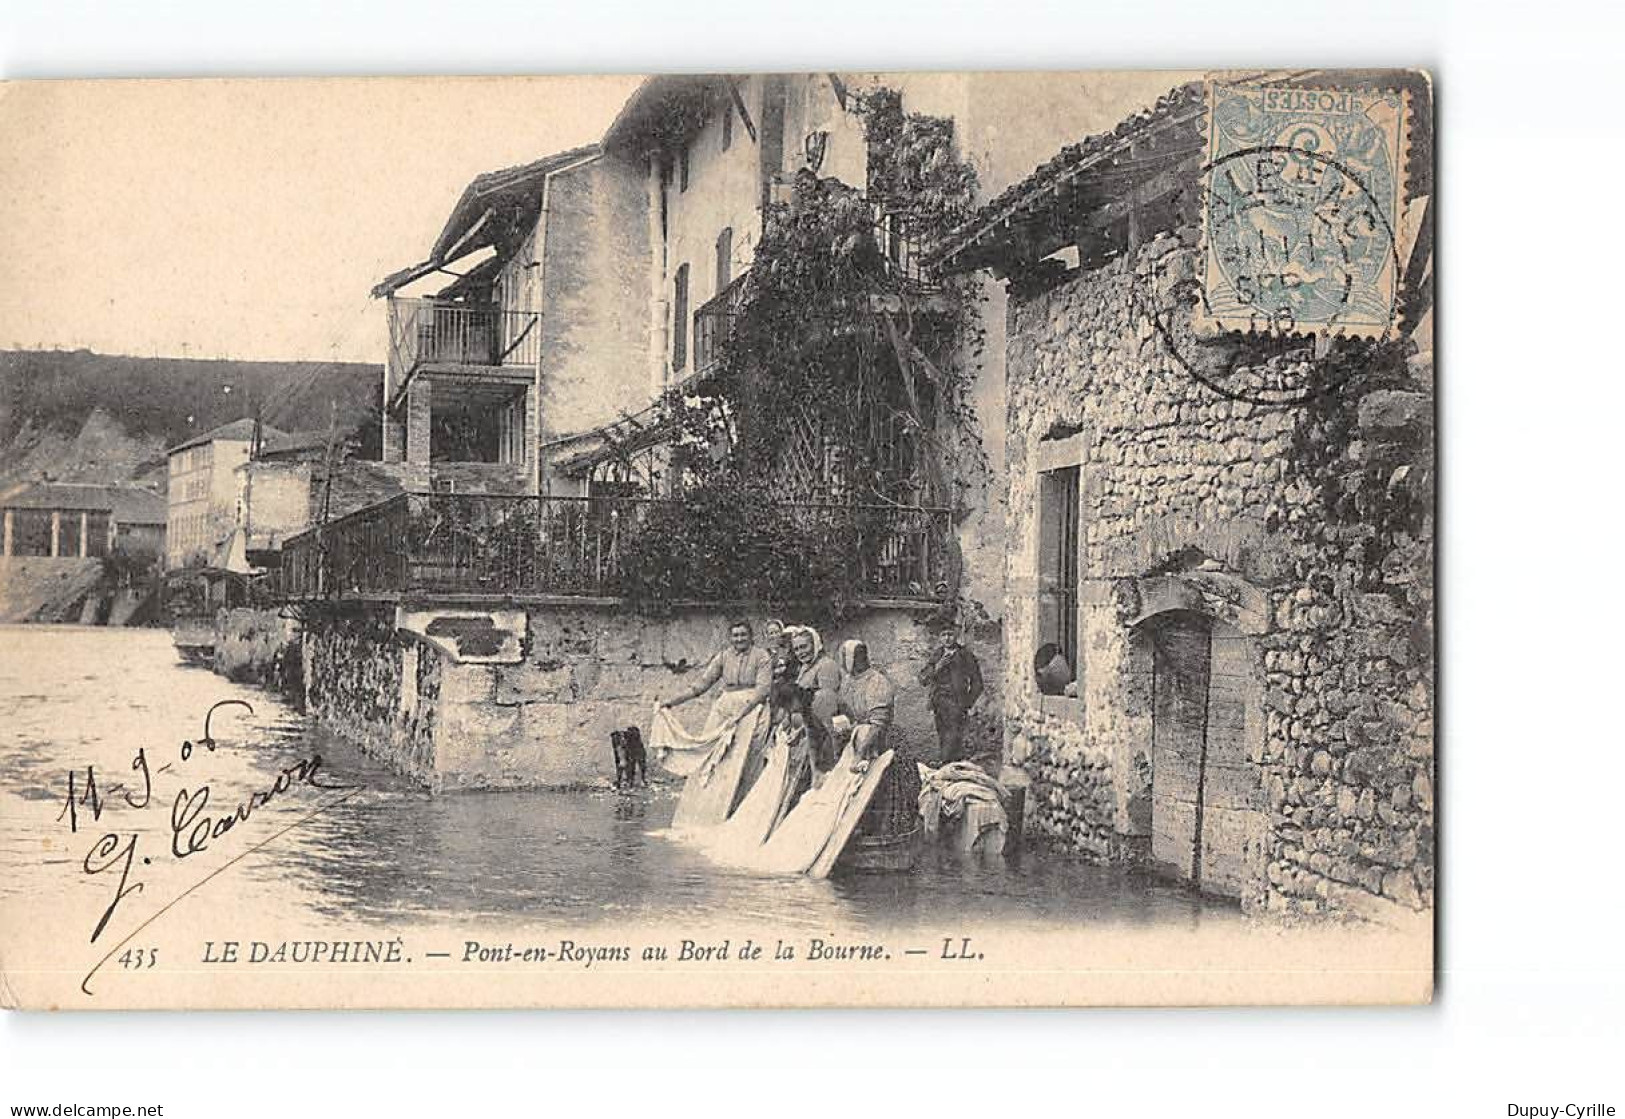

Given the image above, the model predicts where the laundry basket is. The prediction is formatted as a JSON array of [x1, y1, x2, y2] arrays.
[[836, 825, 921, 872]]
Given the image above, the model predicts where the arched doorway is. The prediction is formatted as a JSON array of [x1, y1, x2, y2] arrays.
[[1142, 609, 1263, 899]]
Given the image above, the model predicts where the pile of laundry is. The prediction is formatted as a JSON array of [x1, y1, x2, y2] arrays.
[[917, 761, 1011, 856]]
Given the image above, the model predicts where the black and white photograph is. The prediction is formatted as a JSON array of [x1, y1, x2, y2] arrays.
[[6, 1, 1625, 1115], [0, 67, 1436, 1011]]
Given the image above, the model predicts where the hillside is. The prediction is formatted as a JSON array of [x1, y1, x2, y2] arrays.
[[0, 350, 382, 490]]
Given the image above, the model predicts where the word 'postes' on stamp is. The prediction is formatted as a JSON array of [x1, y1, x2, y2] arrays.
[[1198, 83, 1408, 339]]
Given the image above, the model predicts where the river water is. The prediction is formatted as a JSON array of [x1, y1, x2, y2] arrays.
[[0, 626, 1235, 938]]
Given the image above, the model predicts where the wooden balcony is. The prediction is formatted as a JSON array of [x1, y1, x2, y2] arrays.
[[387, 298, 539, 409]]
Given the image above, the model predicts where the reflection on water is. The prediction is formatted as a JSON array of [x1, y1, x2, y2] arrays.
[[0, 626, 1235, 933]]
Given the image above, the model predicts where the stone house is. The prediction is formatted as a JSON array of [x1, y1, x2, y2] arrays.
[[282, 73, 1432, 814], [230, 431, 407, 574], [933, 77, 1434, 920], [284, 74, 1005, 790], [371, 143, 652, 498], [583, 71, 1211, 625], [0, 481, 166, 625]]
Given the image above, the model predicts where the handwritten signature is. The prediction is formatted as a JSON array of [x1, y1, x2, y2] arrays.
[[54, 699, 358, 995]]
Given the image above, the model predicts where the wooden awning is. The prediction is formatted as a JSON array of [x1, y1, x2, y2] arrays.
[[932, 83, 1205, 277], [371, 144, 598, 298]]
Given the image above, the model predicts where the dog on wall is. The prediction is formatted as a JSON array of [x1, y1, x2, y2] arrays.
[[610, 725, 648, 789]]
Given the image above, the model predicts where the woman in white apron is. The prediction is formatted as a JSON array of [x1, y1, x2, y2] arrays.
[[657, 619, 772, 830]]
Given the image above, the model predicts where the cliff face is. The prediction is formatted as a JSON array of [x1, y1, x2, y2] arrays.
[[0, 350, 384, 625], [0, 557, 108, 623], [0, 409, 169, 492], [0, 349, 381, 491]]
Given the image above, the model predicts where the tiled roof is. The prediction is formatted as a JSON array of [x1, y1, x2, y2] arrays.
[[1, 482, 166, 524], [371, 144, 600, 298], [259, 429, 334, 458], [932, 82, 1204, 273], [166, 418, 288, 456]]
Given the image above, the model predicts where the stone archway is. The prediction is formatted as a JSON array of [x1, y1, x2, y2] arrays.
[[1121, 570, 1268, 901]]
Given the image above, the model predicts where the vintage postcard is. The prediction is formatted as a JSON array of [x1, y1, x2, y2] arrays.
[[0, 69, 1434, 1010]]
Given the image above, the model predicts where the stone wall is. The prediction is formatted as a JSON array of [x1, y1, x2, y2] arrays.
[[1001, 230, 1433, 921], [320, 462, 408, 520], [213, 606, 299, 691], [301, 600, 1003, 793], [302, 607, 438, 781], [421, 461, 529, 496], [237, 461, 314, 549]]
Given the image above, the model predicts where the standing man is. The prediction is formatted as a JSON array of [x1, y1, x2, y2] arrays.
[[917, 627, 984, 765]]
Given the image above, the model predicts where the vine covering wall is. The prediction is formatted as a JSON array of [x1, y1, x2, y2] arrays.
[[624, 88, 991, 618]]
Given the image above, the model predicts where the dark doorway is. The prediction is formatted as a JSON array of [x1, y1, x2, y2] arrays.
[[1147, 610, 1260, 899]]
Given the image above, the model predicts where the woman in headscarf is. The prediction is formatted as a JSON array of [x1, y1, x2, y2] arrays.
[[738, 644, 881, 878], [788, 626, 842, 772], [837, 639, 922, 845], [762, 618, 792, 659]]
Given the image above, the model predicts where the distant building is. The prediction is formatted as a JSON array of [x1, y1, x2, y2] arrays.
[[165, 418, 286, 568], [0, 482, 165, 561], [232, 431, 403, 571]]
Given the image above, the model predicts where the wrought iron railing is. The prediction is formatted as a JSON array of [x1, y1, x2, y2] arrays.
[[687, 212, 935, 385], [280, 493, 951, 603], [692, 274, 747, 378], [871, 205, 937, 291], [387, 298, 540, 395]]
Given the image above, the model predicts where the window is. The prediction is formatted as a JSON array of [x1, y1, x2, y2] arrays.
[[1036, 464, 1080, 694], [86, 512, 109, 558], [722, 101, 734, 150], [1034, 429, 1087, 700], [58, 512, 83, 557], [429, 387, 526, 464], [12, 509, 52, 556], [658, 157, 672, 242], [715, 228, 732, 294], [672, 263, 690, 374], [679, 146, 690, 193]]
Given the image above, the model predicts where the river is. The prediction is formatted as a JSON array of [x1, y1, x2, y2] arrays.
[[0, 625, 1235, 938]]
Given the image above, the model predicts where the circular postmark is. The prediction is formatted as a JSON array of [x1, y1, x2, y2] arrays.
[[1143, 143, 1405, 407], [1206, 145, 1402, 336]]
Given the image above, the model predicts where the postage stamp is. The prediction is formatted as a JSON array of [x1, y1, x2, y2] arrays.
[[1197, 82, 1411, 338]]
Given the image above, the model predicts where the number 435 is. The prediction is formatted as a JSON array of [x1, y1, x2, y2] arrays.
[[118, 947, 158, 970]]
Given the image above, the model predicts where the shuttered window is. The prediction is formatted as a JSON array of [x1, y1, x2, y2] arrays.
[[672, 264, 690, 374], [715, 228, 732, 293]]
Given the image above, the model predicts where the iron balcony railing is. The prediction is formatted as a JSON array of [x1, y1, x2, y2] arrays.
[[280, 492, 951, 603], [687, 211, 937, 384], [692, 274, 747, 378], [870, 205, 937, 291], [387, 298, 540, 390]]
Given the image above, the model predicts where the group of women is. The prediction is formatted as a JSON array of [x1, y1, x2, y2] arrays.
[[649, 618, 922, 876]]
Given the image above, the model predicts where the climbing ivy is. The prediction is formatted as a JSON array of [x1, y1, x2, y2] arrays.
[[681, 86, 987, 502], [614, 478, 875, 622], [629, 86, 989, 616], [1283, 337, 1434, 658]]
